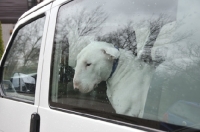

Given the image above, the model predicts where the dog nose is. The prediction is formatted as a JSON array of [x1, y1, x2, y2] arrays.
[[73, 80, 81, 89]]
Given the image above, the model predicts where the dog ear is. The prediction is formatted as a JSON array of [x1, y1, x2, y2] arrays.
[[102, 47, 120, 59]]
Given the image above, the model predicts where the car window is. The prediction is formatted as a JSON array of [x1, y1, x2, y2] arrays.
[[1, 16, 45, 102], [50, 0, 200, 131]]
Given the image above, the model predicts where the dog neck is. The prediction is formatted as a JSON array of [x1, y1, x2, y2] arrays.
[[106, 48, 135, 84], [107, 46, 119, 80], [107, 58, 119, 80]]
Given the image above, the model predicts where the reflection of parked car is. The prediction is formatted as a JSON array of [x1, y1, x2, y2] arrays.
[[10, 73, 37, 93], [163, 100, 200, 128]]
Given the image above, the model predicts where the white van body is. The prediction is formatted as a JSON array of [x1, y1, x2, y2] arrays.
[[1, 0, 200, 132]]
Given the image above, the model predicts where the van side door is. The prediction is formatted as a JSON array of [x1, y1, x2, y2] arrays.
[[0, 3, 51, 132]]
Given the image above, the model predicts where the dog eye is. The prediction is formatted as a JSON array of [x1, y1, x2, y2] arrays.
[[86, 63, 91, 67]]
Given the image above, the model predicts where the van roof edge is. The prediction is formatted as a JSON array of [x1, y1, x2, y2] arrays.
[[18, 0, 55, 21]]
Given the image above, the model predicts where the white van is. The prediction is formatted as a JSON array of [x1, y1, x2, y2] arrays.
[[1, 0, 200, 132]]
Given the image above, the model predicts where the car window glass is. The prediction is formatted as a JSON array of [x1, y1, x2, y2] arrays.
[[50, 0, 200, 130], [1, 16, 45, 102]]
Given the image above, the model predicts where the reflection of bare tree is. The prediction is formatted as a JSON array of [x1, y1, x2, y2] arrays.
[[54, 6, 108, 63], [73, 6, 108, 36], [55, 6, 108, 55], [96, 14, 193, 66], [15, 30, 42, 67], [4, 17, 45, 79], [163, 42, 200, 76], [140, 14, 172, 63], [143, 14, 194, 65], [97, 22, 137, 56], [96, 14, 172, 61]]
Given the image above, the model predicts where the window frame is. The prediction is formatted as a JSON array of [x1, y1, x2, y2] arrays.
[[47, 1, 200, 132], [48, 2, 166, 132], [0, 14, 46, 104]]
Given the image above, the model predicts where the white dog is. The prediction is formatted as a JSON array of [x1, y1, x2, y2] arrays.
[[73, 41, 154, 117]]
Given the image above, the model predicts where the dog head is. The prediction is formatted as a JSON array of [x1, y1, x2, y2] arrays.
[[73, 41, 120, 93]]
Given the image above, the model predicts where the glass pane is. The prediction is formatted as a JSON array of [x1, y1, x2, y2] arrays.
[[50, 0, 200, 130], [2, 16, 45, 102]]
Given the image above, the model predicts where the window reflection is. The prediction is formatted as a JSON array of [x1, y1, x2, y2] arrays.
[[51, 0, 200, 130], [2, 16, 45, 101]]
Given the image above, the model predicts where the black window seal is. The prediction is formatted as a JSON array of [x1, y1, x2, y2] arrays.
[[49, 101, 161, 132], [2, 96, 34, 105], [0, 83, 5, 97], [49, 101, 200, 132], [0, 13, 46, 105]]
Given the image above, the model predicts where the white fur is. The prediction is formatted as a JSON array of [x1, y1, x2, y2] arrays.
[[73, 41, 154, 117]]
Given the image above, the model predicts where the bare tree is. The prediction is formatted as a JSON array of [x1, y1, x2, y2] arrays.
[[96, 15, 171, 59], [3, 17, 45, 78], [96, 22, 137, 56], [96, 14, 192, 67], [54, 6, 108, 66], [138, 14, 172, 64]]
